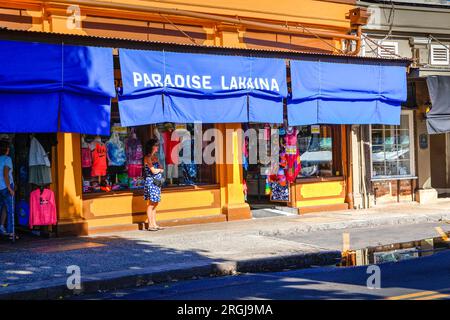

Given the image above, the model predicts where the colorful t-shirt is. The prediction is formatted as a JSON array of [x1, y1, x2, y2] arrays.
[[91, 142, 108, 177], [29, 188, 57, 228], [106, 139, 126, 166], [126, 137, 144, 165]]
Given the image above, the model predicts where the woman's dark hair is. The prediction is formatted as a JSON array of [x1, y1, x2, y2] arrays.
[[145, 138, 159, 156], [0, 140, 9, 155]]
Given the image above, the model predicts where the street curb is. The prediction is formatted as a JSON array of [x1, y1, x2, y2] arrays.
[[259, 213, 450, 237], [0, 250, 341, 300]]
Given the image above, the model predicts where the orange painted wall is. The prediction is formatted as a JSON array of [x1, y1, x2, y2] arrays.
[[0, 0, 354, 52], [0, 0, 357, 232]]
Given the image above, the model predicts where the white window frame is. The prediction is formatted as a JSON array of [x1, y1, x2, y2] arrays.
[[430, 44, 450, 66], [377, 41, 399, 58], [369, 110, 415, 179]]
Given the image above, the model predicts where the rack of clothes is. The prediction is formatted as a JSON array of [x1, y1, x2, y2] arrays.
[[4, 134, 59, 241], [242, 124, 302, 203]]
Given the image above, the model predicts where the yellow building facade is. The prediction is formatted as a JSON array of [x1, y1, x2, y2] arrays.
[[0, 0, 360, 235]]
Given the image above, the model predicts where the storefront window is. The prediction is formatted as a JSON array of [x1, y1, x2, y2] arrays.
[[81, 111, 216, 194], [297, 125, 334, 177], [371, 111, 414, 178]]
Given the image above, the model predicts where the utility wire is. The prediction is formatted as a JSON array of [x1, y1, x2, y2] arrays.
[[364, 35, 408, 59], [292, 23, 346, 54], [159, 13, 197, 45], [362, 34, 378, 55], [379, 0, 396, 42], [429, 34, 450, 51]]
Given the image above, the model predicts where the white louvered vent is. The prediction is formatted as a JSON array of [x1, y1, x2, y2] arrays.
[[431, 44, 449, 65], [377, 41, 399, 58]]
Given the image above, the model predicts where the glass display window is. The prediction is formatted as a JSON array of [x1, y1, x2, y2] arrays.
[[297, 125, 336, 178], [81, 104, 216, 195], [370, 110, 414, 179]]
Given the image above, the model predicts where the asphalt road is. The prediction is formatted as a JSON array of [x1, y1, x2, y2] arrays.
[[83, 249, 450, 300]]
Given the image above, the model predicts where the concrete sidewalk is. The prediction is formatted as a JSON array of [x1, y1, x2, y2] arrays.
[[1, 200, 450, 299]]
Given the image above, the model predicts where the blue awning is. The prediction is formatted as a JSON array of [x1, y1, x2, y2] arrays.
[[118, 49, 287, 125], [287, 60, 407, 126], [0, 40, 115, 135]]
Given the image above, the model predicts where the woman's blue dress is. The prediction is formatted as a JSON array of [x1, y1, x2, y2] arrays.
[[144, 160, 162, 203]]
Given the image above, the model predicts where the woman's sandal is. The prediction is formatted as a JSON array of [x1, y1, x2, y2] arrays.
[[147, 227, 159, 231], [156, 226, 165, 230]]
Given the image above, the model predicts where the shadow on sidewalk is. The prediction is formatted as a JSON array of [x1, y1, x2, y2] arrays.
[[0, 232, 227, 291]]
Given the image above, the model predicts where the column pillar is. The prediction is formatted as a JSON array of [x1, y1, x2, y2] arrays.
[[350, 125, 363, 209], [56, 133, 87, 235], [216, 123, 251, 221]]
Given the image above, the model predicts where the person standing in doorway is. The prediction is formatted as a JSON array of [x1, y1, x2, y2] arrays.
[[143, 139, 164, 231], [0, 140, 16, 239]]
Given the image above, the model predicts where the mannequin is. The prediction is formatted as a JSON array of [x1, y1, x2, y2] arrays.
[[90, 136, 107, 183]]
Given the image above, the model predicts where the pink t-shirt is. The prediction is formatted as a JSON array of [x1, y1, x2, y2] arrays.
[[29, 188, 57, 228]]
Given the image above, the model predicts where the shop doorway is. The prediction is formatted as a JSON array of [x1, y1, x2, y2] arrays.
[[242, 123, 295, 218], [0, 133, 57, 241], [430, 133, 450, 197]]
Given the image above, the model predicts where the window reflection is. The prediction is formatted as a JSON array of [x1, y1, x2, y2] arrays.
[[371, 114, 412, 178], [298, 125, 333, 177]]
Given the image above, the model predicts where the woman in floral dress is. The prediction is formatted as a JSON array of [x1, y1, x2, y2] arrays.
[[144, 139, 164, 231]]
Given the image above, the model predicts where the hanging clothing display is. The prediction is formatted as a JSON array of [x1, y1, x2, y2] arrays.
[[284, 127, 302, 183], [81, 137, 92, 168], [267, 128, 290, 202], [270, 182, 289, 202], [28, 137, 52, 186], [91, 141, 108, 177], [125, 133, 144, 165], [106, 132, 126, 166], [243, 137, 249, 171], [81, 147, 92, 168], [180, 162, 197, 185], [29, 165, 52, 186], [162, 130, 179, 165], [29, 188, 57, 228], [29, 137, 50, 167], [126, 132, 143, 178]]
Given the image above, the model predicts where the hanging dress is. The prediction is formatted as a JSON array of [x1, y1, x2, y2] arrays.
[[29, 137, 52, 186], [285, 128, 302, 183], [126, 135, 144, 178]]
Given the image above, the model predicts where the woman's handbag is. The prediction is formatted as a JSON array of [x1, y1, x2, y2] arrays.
[[152, 175, 165, 187]]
